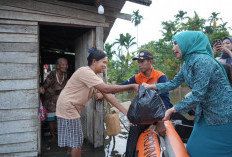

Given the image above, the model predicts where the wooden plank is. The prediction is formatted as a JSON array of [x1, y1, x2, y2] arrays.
[[1, 151, 38, 157], [0, 9, 108, 27], [37, 0, 98, 14], [86, 99, 94, 143], [96, 27, 104, 50], [0, 43, 38, 52], [0, 141, 37, 153], [0, 19, 37, 25], [113, 13, 131, 21], [0, 79, 37, 91], [74, 30, 92, 69], [0, 119, 38, 135], [94, 27, 104, 148], [0, 0, 105, 23], [93, 100, 104, 148], [0, 33, 38, 42], [0, 24, 38, 34], [0, 108, 38, 121], [0, 4, 55, 16], [0, 131, 37, 145], [38, 0, 130, 20], [0, 90, 38, 109], [0, 63, 37, 79], [0, 52, 37, 63]]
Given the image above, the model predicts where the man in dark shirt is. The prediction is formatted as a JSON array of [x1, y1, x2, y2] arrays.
[[120, 50, 172, 157]]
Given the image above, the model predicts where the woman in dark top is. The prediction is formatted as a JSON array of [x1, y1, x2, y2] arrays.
[[40, 58, 68, 140]]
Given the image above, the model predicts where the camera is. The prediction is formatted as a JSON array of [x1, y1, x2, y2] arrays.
[[213, 39, 222, 46]]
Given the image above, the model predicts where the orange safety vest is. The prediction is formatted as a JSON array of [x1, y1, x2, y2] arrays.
[[135, 68, 165, 85]]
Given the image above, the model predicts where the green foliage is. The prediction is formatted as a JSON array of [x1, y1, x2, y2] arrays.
[[105, 10, 231, 83], [131, 10, 143, 27], [105, 33, 137, 84]]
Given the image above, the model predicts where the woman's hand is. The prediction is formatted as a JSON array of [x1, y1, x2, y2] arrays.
[[213, 43, 219, 56], [95, 92, 104, 100], [163, 107, 176, 121], [132, 84, 139, 93], [40, 87, 45, 94], [214, 43, 232, 57], [142, 83, 158, 90], [218, 44, 232, 56], [155, 121, 166, 136]]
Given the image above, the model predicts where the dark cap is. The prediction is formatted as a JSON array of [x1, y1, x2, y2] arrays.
[[132, 50, 153, 60]]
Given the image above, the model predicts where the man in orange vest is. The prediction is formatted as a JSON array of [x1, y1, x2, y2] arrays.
[[120, 50, 173, 157]]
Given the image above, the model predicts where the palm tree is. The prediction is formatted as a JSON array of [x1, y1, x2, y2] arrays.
[[104, 43, 116, 61], [123, 33, 136, 67], [113, 33, 125, 59], [104, 43, 116, 83], [124, 33, 136, 61], [174, 10, 189, 21], [161, 21, 178, 41], [131, 9, 143, 50], [208, 12, 222, 29]]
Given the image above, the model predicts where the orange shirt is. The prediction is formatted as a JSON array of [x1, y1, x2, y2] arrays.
[[135, 67, 165, 85]]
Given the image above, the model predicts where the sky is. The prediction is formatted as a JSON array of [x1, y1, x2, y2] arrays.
[[105, 0, 232, 50]]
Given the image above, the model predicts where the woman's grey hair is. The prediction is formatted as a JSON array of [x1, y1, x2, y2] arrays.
[[56, 58, 67, 66]]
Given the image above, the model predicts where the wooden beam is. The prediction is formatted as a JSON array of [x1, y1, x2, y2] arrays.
[[0, 151, 38, 157], [0, 79, 37, 91], [0, 52, 37, 64], [106, 12, 132, 21], [0, 141, 37, 153], [0, 43, 38, 52], [0, 8, 108, 27], [0, 131, 37, 145], [127, 0, 152, 6], [93, 27, 104, 148], [0, 0, 105, 23], [0, 119, 38, 135], [0, 19, 37, 25], [0, 33, 38, 42], [0, 63, 37, 79], [0, 24, 38, 34]]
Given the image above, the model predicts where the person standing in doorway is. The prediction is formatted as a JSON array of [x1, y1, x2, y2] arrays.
[[40, 58, 68, 141]]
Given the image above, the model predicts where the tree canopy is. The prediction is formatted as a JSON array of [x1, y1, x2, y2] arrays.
[[105, 10, 231, 84]]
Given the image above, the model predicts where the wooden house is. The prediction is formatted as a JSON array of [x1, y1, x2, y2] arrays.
[[0, 0, 151, 156]]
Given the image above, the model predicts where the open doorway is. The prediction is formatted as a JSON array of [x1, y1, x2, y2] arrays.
[[39, 24, 91, 155]]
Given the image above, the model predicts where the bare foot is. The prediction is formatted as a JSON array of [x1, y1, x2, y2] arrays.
[[67, 148, 71, 155]]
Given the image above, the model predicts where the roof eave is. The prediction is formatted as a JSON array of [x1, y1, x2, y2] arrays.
[[127, 0, 152, 6]]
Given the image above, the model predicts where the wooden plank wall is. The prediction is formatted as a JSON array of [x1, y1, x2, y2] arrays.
[[0, 0, 109, 155], [0, 19, 39, 156], [0, 0, 108, 27]]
